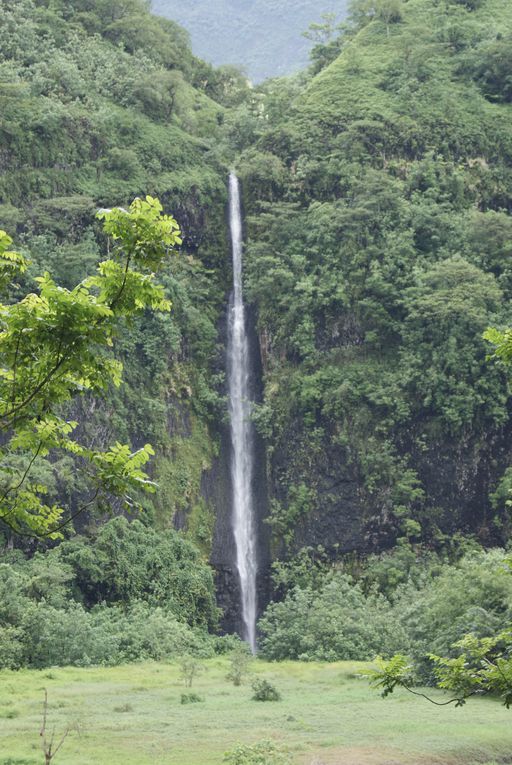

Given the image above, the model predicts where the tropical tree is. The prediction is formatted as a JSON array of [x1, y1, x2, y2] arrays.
[[368, 625, 512, 709], [0, 196, 181, 538], [370, 328, 512, 709]]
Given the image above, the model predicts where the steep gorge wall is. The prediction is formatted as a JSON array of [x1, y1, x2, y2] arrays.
[[6, 0, 512, 630], [234, 0, 512, 560], [206, 294, 271, 633]]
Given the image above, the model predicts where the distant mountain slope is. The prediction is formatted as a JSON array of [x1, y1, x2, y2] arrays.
[[236, 0, 512, 554], [151, 0, 349, 82]]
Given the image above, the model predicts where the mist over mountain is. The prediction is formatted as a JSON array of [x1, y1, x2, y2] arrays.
[[151, 0, 348, 82]]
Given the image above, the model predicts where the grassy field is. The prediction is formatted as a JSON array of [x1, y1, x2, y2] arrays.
[[0, 659, 511, 765]]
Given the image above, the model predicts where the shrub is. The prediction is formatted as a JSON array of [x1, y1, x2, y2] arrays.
[[223, 740, 291, 765], [179, 655, 205, 688], [396, 549, 512, 678], [0, 626, 24, 670], [226, 642, 253, 686], [258, 573, 407, 661], [57, 518, 219, 629], [469, 37, 512, 104], [13, 601, 215, 669], [450, 0, 483, 8], [180, 692, 204, 704], [258, 549, 512, 667], [113, 703, 133, 713], [251, 679, 281, 702]]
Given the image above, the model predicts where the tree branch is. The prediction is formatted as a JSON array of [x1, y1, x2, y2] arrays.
[[1, 354, 67, 424], [399, 682, 481, 707], [0, 441, 43, 506], [0, 487, 100, 539]]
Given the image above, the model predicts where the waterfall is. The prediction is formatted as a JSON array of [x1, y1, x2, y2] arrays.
[[227, 172, 258, 654]]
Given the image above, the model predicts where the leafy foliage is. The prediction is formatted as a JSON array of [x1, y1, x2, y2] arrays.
[[226, 642, 253, 686], [0, 198, 180, 537], [179, 655, 205, 687], [0, 517, 220, 668], [233, 0, 512, 552], [56, 517, 219, 626], [223, 740, 291, 765], [369, 630, 512, 709], [0, 0, 229, 545], [258, 548, 512, 663], [181, 692, 204, 704], [251, 679, 281, 702], [258, 572, 407, 661]]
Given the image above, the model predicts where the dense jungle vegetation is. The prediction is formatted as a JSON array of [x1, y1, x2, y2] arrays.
[[0, 0, 238, 544], [1, 0, 512, 723], [236, 0, 512, 557]]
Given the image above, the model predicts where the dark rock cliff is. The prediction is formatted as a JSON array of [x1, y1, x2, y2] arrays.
[[207, 299, 271, 634]]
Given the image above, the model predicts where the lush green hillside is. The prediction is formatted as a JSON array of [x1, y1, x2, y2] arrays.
[[151, 0, 348, 82], [3, 0, 512, 660], [237, 0, 512, 556], [0, 0, 233, 545]]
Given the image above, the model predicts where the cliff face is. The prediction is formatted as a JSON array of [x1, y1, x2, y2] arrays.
[[208, 301, 271, 633], [268, 416, 512, 555], [0, 0, 231, 553], [5, 0, 512, 628], [234, 0, 512, 559]]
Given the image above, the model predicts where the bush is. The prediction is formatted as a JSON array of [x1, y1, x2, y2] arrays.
[[251, 679, 281, 702], [9, 600, 215, 669], [226, 642, 253, 686], [258, 573, 408, 661], [396, 549, 512, 678], [450, 0, 483, 8], [180, 692, 204, 704], [469, 37, 512, 104], [223, 740, 291, 765], [0, 626, 24, 670], [0, 525, 221, 669], [179, 655, 205, 687], [57, 518, 219, 629], [257, 549, 512, 667], [113, 703, 133, 713]]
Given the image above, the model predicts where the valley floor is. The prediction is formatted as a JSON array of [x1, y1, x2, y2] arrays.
[[0, 660, 510, 765]]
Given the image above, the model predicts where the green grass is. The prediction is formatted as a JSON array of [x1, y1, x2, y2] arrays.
[[0, 660, 511, 764]]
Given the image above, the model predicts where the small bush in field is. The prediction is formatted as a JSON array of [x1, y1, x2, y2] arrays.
[[179, 655, 205, 687], [0, 709, 19, 719], [113, 703, 133, 713], [223, 740, 291, 765], [226, 642, 253, 686], [180, 692, 204, 704], [251, 679, 281, 701]]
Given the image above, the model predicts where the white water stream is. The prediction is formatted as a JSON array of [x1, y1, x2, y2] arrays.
[[227, 172, 258, 654]]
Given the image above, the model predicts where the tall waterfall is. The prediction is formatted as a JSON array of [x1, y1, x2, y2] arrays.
[[227, 172, 258, 654]]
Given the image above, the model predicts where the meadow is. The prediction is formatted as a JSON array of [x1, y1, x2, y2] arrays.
[[0, 659, 511, 765]]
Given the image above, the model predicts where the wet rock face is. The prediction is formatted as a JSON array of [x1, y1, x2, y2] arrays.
[[206, 291, 512, 629], [208, 299, 272, 635], [207, 344, 512, 631], [214, 562, 272, 639], [268, 416, 512, 557], [269, 426, 370, 556], [409, 423, 512, 540], [214, 564, 242, 635]]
